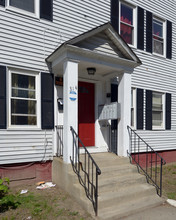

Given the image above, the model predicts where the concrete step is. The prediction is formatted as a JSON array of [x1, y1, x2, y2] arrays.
[[99, 173, 146, 193], [99, 165, 138, 180], [95, 158, 130, 168], [98, 194, 164, 220], [80, 153, 129, 168], [98, 183, 156, 209], [71, 164, 138, 182]]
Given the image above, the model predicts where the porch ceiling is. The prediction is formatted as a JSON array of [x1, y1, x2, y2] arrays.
[[46, 23, 142, 79]]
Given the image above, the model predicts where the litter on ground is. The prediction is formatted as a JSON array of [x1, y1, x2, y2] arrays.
[[20, 189, 28, 194], [36, 182, 56, 189]]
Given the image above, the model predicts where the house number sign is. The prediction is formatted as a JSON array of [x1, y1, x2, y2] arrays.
[[69, 86, 77, 101]]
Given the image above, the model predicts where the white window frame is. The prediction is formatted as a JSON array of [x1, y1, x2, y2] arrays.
[[152, 91, 165, 130], [131, 88, 136, 129], [8, 69, 40, 129], [119, 1, 137, 48], [152, 16, 166, 57], [6, 0, 39, 18]]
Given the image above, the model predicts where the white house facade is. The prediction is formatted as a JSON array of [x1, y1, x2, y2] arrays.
[[0, 0, 175, 185]]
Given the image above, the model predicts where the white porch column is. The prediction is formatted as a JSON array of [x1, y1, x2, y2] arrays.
[[63, 59, 78, 163], [118, 72, 131, 157]]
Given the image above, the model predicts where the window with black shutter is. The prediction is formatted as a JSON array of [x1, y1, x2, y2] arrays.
[[0, 66, 6, 129], [41, 72, 54, 129], [145, 90, 171, 130], [146, 11, 172, 58], [5, 0, 53, 21]]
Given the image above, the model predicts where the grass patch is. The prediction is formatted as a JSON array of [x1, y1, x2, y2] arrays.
[[0, 185, 92, 220], [162, 162, 176, 200]]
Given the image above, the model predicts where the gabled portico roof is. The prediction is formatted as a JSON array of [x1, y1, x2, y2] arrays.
[[46, 22, 141, 76]]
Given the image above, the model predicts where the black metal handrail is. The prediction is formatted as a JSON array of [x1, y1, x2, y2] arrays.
[[127, 126, 166, 196], [55, 125, 63, 157], [70, 126, 101, 216]]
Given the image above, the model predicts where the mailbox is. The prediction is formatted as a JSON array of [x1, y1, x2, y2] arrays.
[[98, 102, 120, 121]]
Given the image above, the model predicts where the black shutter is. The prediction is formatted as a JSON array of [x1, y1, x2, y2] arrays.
[[137, 88, 144, 129], [40, 0, 53, 21], [41, 72, 54, 129], [146, 90, 152, 130], [146, 11, 153, 53], [166, 20, 172, 59], [0, 0, 5, 7], [111, 0, 119, 32], [166, 93, 171, 130], [137, 7, 144, 50], [0, 66, 6, 129]]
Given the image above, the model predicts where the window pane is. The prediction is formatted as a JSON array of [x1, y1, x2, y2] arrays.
[[121, 4, 133, 25], [10, 0, 34, 13], [131, 89, 133, 108], [131, 108, 134, 126], [152, 93, 163, 127], [152, 112, 163, 126], [12, 88, 35, 99], [153, 93, 162, 105], [120, 23, 133, 44], [153, 20, 163, 38], [11, 116, 36, 125], [153, 39, 163, 55], [11, 99, 36, 115], [12, 73, 35, 90]]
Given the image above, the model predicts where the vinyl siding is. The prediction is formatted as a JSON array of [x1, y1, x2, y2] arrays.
[[75, 32, 123, 58], [0, 0, 176, 164], [0, 130, 53, 164], [0, 0, 110, 71], [130, 0, 176, 152], [0, 0, 110, 164]]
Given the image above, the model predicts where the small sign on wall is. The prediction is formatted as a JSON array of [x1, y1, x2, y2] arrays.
[[69, 86, 77, 101], [55, 76, 63, 86]]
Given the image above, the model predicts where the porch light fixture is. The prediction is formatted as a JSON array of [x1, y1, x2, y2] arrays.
[[87, 67, 96, 75]]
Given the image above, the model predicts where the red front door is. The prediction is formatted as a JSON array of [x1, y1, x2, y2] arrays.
[[78, 82, 95, 147]]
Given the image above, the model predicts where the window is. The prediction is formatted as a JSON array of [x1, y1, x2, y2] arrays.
[[152, 92, 164, 128], [7, 0, 39, 17], [9, 71, 39, 127], [120, 3, 135, 45], [9, 0, 34, 13], [153, 18, 165, 55]]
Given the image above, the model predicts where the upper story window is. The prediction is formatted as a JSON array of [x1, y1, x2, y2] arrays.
[[153, 18, 165, 55], [6, 0, 53, 21], [7, 0, 39, 17], [120, 3, 136, 46], [9, 0, 35, 13]]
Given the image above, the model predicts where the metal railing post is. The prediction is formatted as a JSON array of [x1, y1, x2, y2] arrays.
[[70, 126, 101, 216], [127, 125, 166, 197]]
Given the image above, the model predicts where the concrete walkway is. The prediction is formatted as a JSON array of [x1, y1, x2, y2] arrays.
[[121, 203, 176, 220]]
